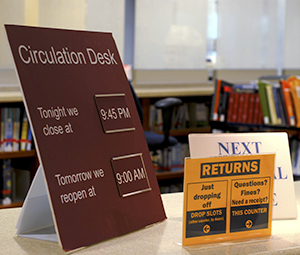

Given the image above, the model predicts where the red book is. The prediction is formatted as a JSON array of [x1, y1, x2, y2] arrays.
[[247, 93, 256, 124], [253, 93, 263, 124], [212, 79, 222, 121], [226, 90, 234, 122], [236, 93, 245, 123], [231, 92, 239, 123], [241, 93, 250, 123]]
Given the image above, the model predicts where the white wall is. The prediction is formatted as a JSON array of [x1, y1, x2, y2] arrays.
[[134, 0, 208, 69], [1, 0, 300, 74], [0, 0, 25, 69], [0, 0, 125, 70]]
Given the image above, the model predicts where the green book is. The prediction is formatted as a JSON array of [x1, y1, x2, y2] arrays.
[[257, 81, 270, 125]]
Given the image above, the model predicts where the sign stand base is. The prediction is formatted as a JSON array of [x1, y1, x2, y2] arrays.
[[15, 166, 58, 242]]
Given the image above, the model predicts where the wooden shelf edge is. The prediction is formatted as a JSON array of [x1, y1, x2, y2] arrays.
[[154, 126, 211, 137], [0, 150, 36, 159], [0, 201, 23, 209], [156, 169, 184, 180], [170, 126, 211, 136], [210, 121, 300, 135]]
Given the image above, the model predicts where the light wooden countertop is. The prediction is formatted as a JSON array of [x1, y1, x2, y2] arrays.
[[1, 182, 300, 254]]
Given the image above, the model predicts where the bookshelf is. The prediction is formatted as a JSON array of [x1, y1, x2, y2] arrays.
[[137, 89, 213, 189], [210, 76, 300, 131], [0, 85, 37, 208], [0, 150, 38, 209]]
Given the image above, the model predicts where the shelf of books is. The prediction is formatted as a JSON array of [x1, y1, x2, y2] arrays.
[[0, 104, 35, 208], [147, 96, 211, 172], [210, 76, 300, 180], [147, 98, 211, 131], [210, 76, 300, 130], [143, 96, 212, 193]]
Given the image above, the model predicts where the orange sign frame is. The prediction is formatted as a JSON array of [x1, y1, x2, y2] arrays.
[[183, 153, 275, 246]]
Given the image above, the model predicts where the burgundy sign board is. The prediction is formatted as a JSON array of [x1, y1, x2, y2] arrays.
[[5, 25, 166, 252]]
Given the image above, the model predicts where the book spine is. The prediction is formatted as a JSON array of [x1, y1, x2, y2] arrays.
[[20, 111, 29, 151], [231, 92, 239, 123], [288, 76, 300, 127], [211, 79, 222, 121], [226, 90, 234, 123], [241, 93, 250, 123], [253, 93, 263, 124], [4, 108, 13, 152], [236, 93, 245, 123], [219, 86, 231, 122], [0, 108, 5, 152], [1, 159, 12, 205], [265, 85, 279, 125], [273, 86, 283, 125], [247, 93, 256, 124], [26, 125, 33, 151], [281, 80, 296, 126], [13, 107, 21, 151], [257, 82, 270, 125]]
